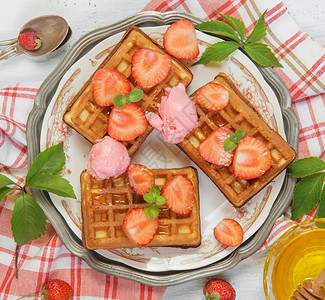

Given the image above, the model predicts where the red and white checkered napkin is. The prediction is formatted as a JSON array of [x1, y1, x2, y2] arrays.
[[0, 0, 324, 299]]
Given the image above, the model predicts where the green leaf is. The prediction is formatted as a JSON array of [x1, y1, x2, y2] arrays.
[[26, 143, 65, 184], [243, 43, 283, 67], [316, 187, 325, 218], [230, 133, 241, 143], [127, 89, 143, 103], [113, 94, 126, 107], [195, 20, 241, 42], [224, 139, 237, 151], [0, 186, 12, 202], [144, 203, 159, 220], [27, 173, 76, 199], [235, 129, 245, 139], [291, 172, 325, 220], [194, 41, 240, 65], [218, 12, 246, 40], [246, 10, 267, 43], [11, 192, 47, 246], [288, 157, 325, 178], [155, 195, 167, 206], [143, 192, 155, 203], [0, 174, 16, 188]]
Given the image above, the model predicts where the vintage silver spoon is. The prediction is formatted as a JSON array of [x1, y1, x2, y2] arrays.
[[0, 15, 69, 61]]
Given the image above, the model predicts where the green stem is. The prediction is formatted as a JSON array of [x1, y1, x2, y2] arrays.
[[16, 295, 43, 300]]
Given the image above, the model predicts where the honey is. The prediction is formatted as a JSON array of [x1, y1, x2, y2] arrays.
[[271, 228, 325, 299]]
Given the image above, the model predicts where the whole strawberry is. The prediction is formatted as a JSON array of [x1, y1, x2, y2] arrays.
[[18, 31, 42, 50], [203, 278, 236, 300], [17, 279, 73, 300], [42, 279, 73, 300]]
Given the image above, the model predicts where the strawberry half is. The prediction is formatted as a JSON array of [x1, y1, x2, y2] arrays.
[[163, 19, 199, 60], [198, 127, 234, 167], [131, 48, 172, 89], [232, 136, 272, 179], [127, 164, 155, 195], [123, 208, 159, 246], [195, 82, 229, 111], [108, 103, 148, 141], [213, 218, 243, 247], [92, 68, 131, 107], [161, 175, 194, 214]]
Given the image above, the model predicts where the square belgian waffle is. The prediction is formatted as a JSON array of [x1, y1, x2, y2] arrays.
[[63, 26, 193, 155], [178, 72, 296, 208], [80, 167, 201, 249]]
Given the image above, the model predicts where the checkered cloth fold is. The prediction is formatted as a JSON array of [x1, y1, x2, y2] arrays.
[[1, 0, 324, 299]]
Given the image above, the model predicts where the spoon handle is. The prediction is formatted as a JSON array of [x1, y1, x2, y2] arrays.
[[0, 44, 20, 61], [0, 38, 18, 46]]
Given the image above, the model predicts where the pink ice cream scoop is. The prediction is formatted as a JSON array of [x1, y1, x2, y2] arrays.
[[87, 136, 130, 180], [146, 83, 198, 144]]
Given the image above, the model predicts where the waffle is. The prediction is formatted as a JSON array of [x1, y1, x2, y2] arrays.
[[63, 26, 193, 155], [178, 72, 296, 208], [81, 167, 201, 249]]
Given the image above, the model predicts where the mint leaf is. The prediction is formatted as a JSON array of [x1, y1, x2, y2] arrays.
[[224, 129, 245, 151], [155, 195, 167, 206], [224, 139, 237, 151], [195, 20, 240, 42], [27, 173, 76, 198], [0, 186, 12, 202], [26, 142, 65, 184], [235, 129, 245, 139], [218, 12, 246, 40], [113, 94, 126, 107], [143, 192, 155, 203], [0, 174, 16, 188], [194, 41, 240, 65], [288, 157, 325, 178], [244, 43, 283, 67], [144, 203, 159, 220], [126, 89, 143, 103], [246, 11, 267, 43], [230, 133, 241, 143], [317, 188, 325, 218], [291, 172, 325, 220], [11, 192, 47, 246]]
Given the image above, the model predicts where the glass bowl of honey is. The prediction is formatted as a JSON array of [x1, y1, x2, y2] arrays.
[[263, 218, 325, 299]]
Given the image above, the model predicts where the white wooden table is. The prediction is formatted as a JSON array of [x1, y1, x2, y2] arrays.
[[0, 1, 324, 299]]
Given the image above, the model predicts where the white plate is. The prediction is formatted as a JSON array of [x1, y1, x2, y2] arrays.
[[40, 25, 286, 272]]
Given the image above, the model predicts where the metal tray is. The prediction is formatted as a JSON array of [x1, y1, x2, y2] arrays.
[[27, 11, 299, 287]]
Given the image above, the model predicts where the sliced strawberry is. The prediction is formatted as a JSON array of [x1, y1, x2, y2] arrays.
[[127, 164, 155, 195], [161, 175, 194, 214], [232, 136, 271, 179], [92, 68, 131, 106], [195, 82, 229, 111], [123, 208, 159, 246], [213, 218, 243, 247], [198, 127, 234, 167], [108, 103, 148, 141], [163, 19, 199, 60], [131, 48, 172, 89]]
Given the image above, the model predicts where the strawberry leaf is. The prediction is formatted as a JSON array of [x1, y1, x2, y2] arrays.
[[243, 43, 283, 67], [11, 192, 47, 246], [144, 203, 159, 220], [0, 186, 12, 202], [246, 10, 267, 43], [26, 142, 65, 184], [195, 20, 241, 42], [27, 173, 76, 199], [218, 12, 246, 40], [291, 172, 325, 220], [0, 174, 16, 188], [317, 188, 325, 218], [194, 41, 240, 65], [288, 157, 325, 178]]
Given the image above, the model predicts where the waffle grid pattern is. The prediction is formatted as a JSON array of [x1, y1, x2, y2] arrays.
[[81, 167, 201, 249], [178, 73, 296, 207], [63, 26, 193, 150]]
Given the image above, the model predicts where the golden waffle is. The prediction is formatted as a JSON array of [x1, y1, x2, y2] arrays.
[[81, 167, 201, 249], [63, 26, 193, 155], [178, 72, 296, 208]]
